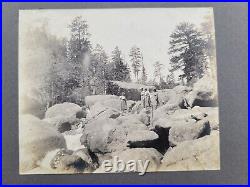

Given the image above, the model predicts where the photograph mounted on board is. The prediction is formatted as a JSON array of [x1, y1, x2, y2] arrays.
[[19, 8, 220, 175]]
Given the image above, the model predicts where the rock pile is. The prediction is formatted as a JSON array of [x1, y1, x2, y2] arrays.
[[20, 79, 220, 174]]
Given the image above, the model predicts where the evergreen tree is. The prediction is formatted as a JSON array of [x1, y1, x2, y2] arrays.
[[153, 61, 164, 82], [141, 63, 147, 84], [110, 46, 131, 82], [129, 46, 142, 81], [166, 72, 176, 89], [66, 16, 91, 89], [89, 44, 109, 94], [168, 22, 207, 85]]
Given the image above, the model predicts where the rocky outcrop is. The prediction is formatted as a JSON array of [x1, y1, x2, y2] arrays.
[[19, 115, 66, 173], [85, 95, 119, 107], [169, 119, 211, 146], [94, 148, 163, 173], [127, 130, 159, 148], [185, 76, 218, 107], [19, 94, 46, 119], [38, 149, 90, 173], [112, 148, 163, 172], [80, 118, 127, 154], [73, 148, 99, 170], [159, 131, 220, 171], [87, 103, 121, 120], [44, 102, 84, 133]]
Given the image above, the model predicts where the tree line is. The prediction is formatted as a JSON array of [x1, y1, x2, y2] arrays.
[[23, 16, 215, 106]]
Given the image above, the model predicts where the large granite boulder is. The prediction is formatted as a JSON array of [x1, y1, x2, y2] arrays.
[[38, 149, 89, 173], [94, 148, 163, 173], [19, 115, 66, 173], [85, 95, 119, 107], [19, 94, 46, 119], [185, 76, 218, 107], [159, 131, 220, 171], [87, 103, 121, 120], [169, 119, 211, 146], [80, 119, 127, 154], [44, 102, 84, 133], [127, 130, 159, 148]]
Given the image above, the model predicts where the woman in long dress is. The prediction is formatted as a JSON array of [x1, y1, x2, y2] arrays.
[[120, 92, 127, 113]]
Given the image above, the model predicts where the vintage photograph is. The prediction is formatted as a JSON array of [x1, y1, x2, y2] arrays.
[[19, 8, 220, 174]]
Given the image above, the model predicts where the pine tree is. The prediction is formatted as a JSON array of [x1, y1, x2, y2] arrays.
[[168, 22, 207, 85], [201, 16, 216, 80], [89, 44, 109, 94], [141, 63, 147, 84], [166, 72, 175, 89], [110, 46, 131, 82], [66, 16, 91, 89], [129, 46, 142, 81], [153, 61, 164, 82]]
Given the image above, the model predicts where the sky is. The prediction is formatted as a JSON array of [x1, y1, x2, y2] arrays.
[[19, 8, 214, 81]]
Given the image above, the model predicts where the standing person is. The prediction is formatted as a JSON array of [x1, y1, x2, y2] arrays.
[[144, 88, 151, 108], [120, 92, 127, 113], [140, 88, 145, 108], [151, 88, 159, 110]]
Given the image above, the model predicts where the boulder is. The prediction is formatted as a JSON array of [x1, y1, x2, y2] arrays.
[[87, 103, 121, 120], [112, 148, 163, 172], [85, 95, 119, 107], [63, 133, 85, 151], [117, 114, 148, 133], [121, 122, 148, 133], [185, 76, 218, 107], [159, 131, 220, 171], [39, 149, 89, 173], [169, 119, 211, 146], [131, 102, 144, 114], [152, 103, 181, 122], [19, 115, 66, 173], [153, 117, 196, 130], [117, 114, 144, 127], [127, 100, 137, 112], [73, 148, 99, 170], [80, 119, 127, 154], [188, 106, 219, 130], [44, 102, 83, 133], [19, 94, 46, 119], [127, 130, 159, 148], [138, 108, 152, 126]]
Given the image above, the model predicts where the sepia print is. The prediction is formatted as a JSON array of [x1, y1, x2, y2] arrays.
[[19, 8, 220, 175]]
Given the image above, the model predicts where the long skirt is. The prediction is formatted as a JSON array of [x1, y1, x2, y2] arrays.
[[121, 100, 127, 112]]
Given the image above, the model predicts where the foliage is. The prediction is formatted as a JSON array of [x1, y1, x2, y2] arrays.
[[168, 22, 208, 85], [109, 46, 131, 82], [153, 61, 164, 81], [129, 46, 143, 81]]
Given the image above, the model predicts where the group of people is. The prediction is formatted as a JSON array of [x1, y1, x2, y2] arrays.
[[140, 88, 159, 110], [119, 87, 160, 113]]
